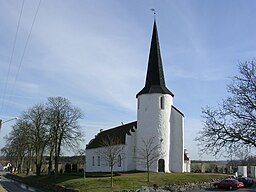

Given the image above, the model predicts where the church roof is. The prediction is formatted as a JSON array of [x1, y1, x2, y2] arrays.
[[86, 121, 137, 149], [136, 21, 174, 98], [172, 105, 184, 117]]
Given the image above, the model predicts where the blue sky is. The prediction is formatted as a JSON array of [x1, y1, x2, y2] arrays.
[[0, 0, 256, 160]]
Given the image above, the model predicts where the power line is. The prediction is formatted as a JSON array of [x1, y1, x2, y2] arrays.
[[13, 0, 42, 87], [1, 0, 42, 117], [0, 0, 25, 116]]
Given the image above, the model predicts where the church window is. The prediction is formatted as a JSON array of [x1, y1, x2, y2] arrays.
[[160, 96, 165, 109], [118, 155, 122, 167], [97, 156, 100, 166], [92, 156, 95, 166]]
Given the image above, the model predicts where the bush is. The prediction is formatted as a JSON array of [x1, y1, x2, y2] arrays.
[[65, 163, 71, 173], [72, 164, 77, 172]]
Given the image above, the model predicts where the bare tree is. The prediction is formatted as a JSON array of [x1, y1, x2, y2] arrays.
[[74, 149, 85, 172], [46, 96, 83, 178], [23, 104, 49, 176], [1, 120, 31, 173], [96, 135, 125, 188], [137, 136, 164, 182], [196, 60, 256, 156]]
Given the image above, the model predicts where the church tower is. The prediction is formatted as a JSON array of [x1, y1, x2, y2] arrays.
[[136, 21, 184, 173]]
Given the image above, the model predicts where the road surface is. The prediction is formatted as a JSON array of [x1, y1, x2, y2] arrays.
[[0, 172, 45, 192], [202, 188, 256, 192], [196, 182, 256, 192]]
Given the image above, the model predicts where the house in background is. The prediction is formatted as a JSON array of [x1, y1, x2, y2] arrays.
[[0, 160, 12, 171], [86, 20, 190, 173]]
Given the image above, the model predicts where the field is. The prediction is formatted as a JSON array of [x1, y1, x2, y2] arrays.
[[14, 172, 228, 192]]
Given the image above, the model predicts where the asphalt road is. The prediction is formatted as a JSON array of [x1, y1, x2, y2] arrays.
[[199, 183, 256, 192], [0, 172, 45, 192], [202, 188, 256, 192]]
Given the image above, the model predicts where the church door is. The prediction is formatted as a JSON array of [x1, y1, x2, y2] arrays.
[[158, 159, 165, 172]]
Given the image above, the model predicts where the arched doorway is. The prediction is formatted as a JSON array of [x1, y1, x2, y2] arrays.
[[158, 159, 165, 172]]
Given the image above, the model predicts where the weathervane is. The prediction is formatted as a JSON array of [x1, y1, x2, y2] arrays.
[[150, 8, 156, 19]]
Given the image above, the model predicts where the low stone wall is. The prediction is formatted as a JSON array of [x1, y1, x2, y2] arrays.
[[120, 181, 215, 192]]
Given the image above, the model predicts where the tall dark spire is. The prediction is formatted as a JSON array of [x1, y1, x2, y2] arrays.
[[136, 21, 174, 98]]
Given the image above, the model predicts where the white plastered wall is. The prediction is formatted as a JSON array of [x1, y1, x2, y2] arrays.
[[184, 160, 191, 173], [136, 93, 173, 172], [169, 106, 184, 173], [125, 129, 137, 171], [86, 144, 127, 172], [250, 166, 256, 178], [238, 166, 247, 177]]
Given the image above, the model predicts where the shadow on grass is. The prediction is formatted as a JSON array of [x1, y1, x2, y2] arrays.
[[5, 174, 80, 191]]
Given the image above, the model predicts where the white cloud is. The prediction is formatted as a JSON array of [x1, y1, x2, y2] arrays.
[[1, 0, 256, 159]]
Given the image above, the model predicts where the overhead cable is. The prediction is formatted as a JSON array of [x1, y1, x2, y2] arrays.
[[0, 0, 25, 116], [1, 0, 42, 117]]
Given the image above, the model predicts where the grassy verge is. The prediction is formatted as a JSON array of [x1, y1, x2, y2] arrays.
[[11, 172, 228, 192], [0, 185, 7, 192]]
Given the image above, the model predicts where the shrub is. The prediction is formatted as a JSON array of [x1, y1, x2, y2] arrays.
[[65, 163, 71, 173]]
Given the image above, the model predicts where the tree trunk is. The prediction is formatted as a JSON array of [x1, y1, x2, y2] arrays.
[[54, 140, 62, 178], [48, 159, 52, 174], [54, 156, 58, 178], [111, 166, 113, 188], [18, 156, 24, 174], [147, 162, 150, 182], [35, 153, 41, 176], [36, 163, 41, 176], [36, 148, 45, 176], [48, 146, 53, 174]]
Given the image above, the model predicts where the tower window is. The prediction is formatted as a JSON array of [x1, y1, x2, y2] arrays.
[[160, 96, 165, 109]]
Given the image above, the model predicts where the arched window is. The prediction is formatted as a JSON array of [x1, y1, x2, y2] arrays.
[[97, 156, 100, 166], [160, 96, 165, 109], [118, 155, 122, 167], [92, 156, 95, 166]]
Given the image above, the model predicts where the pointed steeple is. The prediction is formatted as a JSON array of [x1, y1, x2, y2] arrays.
[[136, 21, 174, 98]]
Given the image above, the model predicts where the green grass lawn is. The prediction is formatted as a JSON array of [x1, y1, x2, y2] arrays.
[[15, 172, 228, 192]]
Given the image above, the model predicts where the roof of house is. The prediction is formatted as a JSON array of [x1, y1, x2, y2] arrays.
[[184, 153, 190, 161], [86, 121, 137, 149], [136, 20, 174, 98], [0, 160, 11, 166]]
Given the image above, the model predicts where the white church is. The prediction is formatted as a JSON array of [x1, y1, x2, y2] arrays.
[[86, 21, 191, 173]]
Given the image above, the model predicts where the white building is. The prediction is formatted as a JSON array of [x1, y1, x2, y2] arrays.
[[0, 160, 11, 171], [86, 21, 190, 173]]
